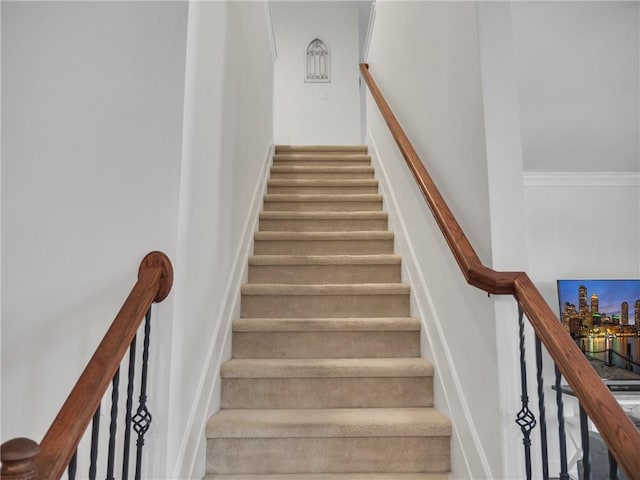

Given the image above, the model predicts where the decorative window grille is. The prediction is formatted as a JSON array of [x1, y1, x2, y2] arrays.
[[305, 38, 330, 83]]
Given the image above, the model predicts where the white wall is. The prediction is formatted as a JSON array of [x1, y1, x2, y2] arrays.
[[512, 1, 640, 296], [366, 2, 503, 478], [1, 1, 188, 458], [524, 174, 640, 310], [1, 1, 275, 478], [512, 1, 639, 173], [476, 3, 532, 478], [167, 2, 274, 478], [272, 1, 361, 145]]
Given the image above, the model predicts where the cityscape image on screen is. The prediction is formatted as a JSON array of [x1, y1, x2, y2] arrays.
[[557, 279, 640, 338]]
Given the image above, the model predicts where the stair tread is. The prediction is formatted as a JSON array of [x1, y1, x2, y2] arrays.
[[260, 211, 387, 219], [274, 153, 371, 160], [268, 179, 378, 186], [271, 166, 374, 173], [233, 317, 421, 332], [264, 194, 382, 202], [221, 358, 433, 378], [206, 474, 448, 479], [241, 283, 410, 296], [254, 231, 394, 240], [207, 408, 451, 438], [276, 145, 368, 153], [249, 255, 401, 266]]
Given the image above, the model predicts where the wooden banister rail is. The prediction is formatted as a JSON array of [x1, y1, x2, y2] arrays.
[[360, 62, 640, 479], [1, 251, 173, 480]]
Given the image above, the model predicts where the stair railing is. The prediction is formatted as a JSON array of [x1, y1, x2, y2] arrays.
[[359, 63, 640, 480], [0, 251, 173, 480]]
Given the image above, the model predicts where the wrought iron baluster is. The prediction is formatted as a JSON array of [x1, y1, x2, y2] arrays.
[[554, 365, 570, 480], [608, 449, 619, 480], [133, 308, 153, 480], [106, 368, 120, 480], [122, 336, 137, 480], [535, 336, 549, 480], [89, 407, 101, 480], [579, 404, 591, 480], [515, 307, 537, 480], [67, 449, 77, 480]]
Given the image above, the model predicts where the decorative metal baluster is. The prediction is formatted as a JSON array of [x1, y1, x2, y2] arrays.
[[122, 336, 137, 480], [133, 308, 153, 480], [535, 336, 550, 480], [579, 405, 591, 479], [608, 450, 619, 480], [106, 368, 120, 480], [554, 365, 570, 480], [68, 449, 77, 480], [515, 307, 537, 480], [89, 407, 101, 480]]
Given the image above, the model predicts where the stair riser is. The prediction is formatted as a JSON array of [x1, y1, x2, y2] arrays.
[[207, 437, 450, 474], [241, 294, 410, 318], [221, 377, 433, 409], [270, 172, 374, 180], [232, 331, 421, 358], [254, 239, 394, 255], [248, 264, 401, 284], [263, 200, 382, 212], [275, 146, 368, 154], [259, 218, 388, 232], [267, 185, 379, 195]]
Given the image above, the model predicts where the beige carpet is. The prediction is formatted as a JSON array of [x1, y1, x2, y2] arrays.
[[205, 146, 451, 479]]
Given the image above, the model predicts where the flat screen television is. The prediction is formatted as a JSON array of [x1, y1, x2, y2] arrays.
[[557, 279, 640, 378], [557, 279, 640, 337]]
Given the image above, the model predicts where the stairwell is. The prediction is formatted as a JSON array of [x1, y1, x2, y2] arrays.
[[205, 146, 452, 479]]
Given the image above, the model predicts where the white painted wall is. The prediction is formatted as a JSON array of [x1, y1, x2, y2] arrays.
[[366, 2, 503, 478], [272, 1, 361, 145], [1, 3, 189, 462], [511, 0, 640, 299], [511, 1, 639, 173], [167, 2, 274, 478], [2, 1, 274, 478], [475, 3, 532, 478], [524, 174, 640, 313]]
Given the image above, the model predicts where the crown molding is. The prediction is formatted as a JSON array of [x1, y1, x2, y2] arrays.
[[523, 172, 640, 187]]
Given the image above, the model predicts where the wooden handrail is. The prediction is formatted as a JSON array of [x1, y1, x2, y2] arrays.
[[1, 251, 173, 480], [360, 62, 640, 479]]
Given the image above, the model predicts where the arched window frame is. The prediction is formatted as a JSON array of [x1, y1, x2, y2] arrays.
[[305, 38, 330, 83]]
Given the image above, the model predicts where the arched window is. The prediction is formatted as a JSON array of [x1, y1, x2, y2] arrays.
[[305, 38, 330, 83]]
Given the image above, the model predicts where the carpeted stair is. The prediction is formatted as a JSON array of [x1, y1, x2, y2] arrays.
[[205, 145, 451, 479]]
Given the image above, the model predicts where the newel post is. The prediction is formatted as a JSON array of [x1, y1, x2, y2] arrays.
[[138, 251, 173, 303], [1, 438, 40, 480]]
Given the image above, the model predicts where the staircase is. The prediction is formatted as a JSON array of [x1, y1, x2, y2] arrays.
[[205, 145, 451, 479]]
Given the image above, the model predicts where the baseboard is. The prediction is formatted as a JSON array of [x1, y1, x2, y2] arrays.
[[171, 143, 274, 479], [367, 134, 494, 479]]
